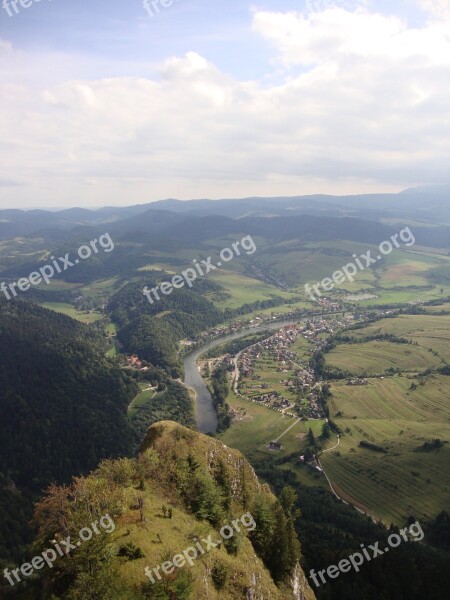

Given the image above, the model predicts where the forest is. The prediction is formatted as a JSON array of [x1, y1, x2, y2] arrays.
[[0, 299, 138, 564]]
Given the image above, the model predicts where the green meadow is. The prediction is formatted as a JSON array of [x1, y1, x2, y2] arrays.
[[325, 341, 442, 376], [207, 270, 294, 309], [39, 302, 103, 324], [221, 390, 325, 470], [128, 385, 157, 418], [323, 375, 450, 525], [251, 239, 450, 304], [346, 314, 450, 362]]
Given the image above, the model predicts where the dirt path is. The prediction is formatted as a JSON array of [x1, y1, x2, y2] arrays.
[[322, 435, 340, 453], [318, 442, 379, 524], [273, 418, 301, 443]]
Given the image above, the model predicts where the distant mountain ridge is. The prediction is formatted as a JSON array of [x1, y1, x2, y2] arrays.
[[1, 184, 450, 240]]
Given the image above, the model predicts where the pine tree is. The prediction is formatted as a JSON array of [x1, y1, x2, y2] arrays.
[[249, 495, 275, 565], [307, 427, 316, 446]]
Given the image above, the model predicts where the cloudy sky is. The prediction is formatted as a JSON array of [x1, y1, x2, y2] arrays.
[[0, 0, 449, 208]]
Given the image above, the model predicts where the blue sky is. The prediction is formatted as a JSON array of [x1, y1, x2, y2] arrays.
[[0, 1, 426, 79], [1, 0, 449, 207]]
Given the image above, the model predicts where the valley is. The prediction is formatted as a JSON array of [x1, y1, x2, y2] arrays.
[[1, 195, 450, 599]]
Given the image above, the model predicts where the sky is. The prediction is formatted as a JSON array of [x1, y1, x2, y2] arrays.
[[0, 0, 450, 208]]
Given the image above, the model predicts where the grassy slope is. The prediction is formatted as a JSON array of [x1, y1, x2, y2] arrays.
[[318, 314, 450, 525], [221, 373, 327, 490], [325, 341, 442, 375], [126, 422, 316, 600], [38, 302, 103, 323], [323, 375, 450, 525], [221, 311, 450, 528]]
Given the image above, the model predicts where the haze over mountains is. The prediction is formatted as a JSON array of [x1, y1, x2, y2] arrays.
[[2, 182, 450, 599], [1, 185, 450, 239], [2, 186, 450, 256]]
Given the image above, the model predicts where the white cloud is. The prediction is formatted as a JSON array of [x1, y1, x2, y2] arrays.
[[1, 5, 450, 207], [417, 0, 450, 21], [252, 8, 450, 64], [0, 39, 13, 54]]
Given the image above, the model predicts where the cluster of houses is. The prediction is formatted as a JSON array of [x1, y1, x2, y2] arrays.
[[300, 316, 354, 351], [233, 316, 356, 420], [239, 324, 300, 378], [306, 391, 325, 420], [313, 297, 343, 311], [253, 391, 291, 411], [187, 301, 349, 348], [268, 441, 283, 451], [347, 378, 369, 386], [235, 324, 320, 418], [188, 321, 253, 347], [124, 355, 149, 372], [299, 454, 323, 472]]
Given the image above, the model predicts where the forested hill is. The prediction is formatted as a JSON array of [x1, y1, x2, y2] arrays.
[[109, 278, 224, 376], [6, 422, 316, 600], [0, 299, 138, 561]]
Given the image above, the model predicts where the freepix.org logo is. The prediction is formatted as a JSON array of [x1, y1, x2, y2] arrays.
[[3, 514, 116, 587], [309, 521, 424, 588], [304, 227, 415, 302], [305, 0, 366, 14], [2, 0, 53, 18], [143, 235, 256, 305], [144, 512, 256, 584], [1, 234, 114, 301], [143, 0, 183, 18]]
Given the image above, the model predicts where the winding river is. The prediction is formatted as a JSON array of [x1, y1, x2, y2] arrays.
[[183, 319, 299, 433]]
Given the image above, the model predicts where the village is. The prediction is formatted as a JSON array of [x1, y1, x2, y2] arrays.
[[182, 299, 347, 352], [230, 315, 355, 420]]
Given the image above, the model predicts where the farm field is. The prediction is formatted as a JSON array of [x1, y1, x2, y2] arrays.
[[138, 264, 177, 274], [322, 375, 450, 525], [325, 341, 442, 376], [345, 314, 450, 362], [423, 301, 450, 313], [127, 385, 157, 418], [223, 300, 310, 323], [290, 335, 317, 363], [354, 287, 450, 306], [221, 308, 450, 527], [256, 240, 450, 300], [273, 240, 450, 306], [239, 349, 298, 404], [220, 390, 326, 487], [39, 302, 103, 323], [35, 279, 81, 291], [207, 269, 294, 309], [79, 276, 121, 297]]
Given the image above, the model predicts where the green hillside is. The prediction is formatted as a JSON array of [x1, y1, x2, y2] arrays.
[[3, 422, 315, 600]]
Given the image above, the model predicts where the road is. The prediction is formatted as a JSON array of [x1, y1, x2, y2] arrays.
[[273, 418, 301, 443], [322, 435, 340, 453]]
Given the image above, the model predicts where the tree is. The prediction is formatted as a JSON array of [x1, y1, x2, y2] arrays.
[[321, 422, 331, 440], [187, 472, 223, 525], [249, 495, 275, 565], [214, 459, 232, 511], [138, 497, 145, 522], [307, 428, 316, 447], [268, 491, 302, 582]]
